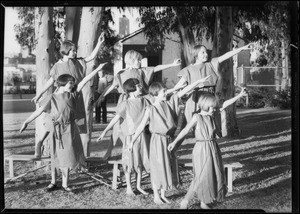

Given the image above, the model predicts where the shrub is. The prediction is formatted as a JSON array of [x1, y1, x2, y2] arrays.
[[245, 86, 291, 109]]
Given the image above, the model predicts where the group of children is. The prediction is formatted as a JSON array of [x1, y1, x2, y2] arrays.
[[20, 34, 252, 208]]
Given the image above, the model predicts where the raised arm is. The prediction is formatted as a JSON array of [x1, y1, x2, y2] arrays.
[[168, 115, 197, 151], [153, 58, 181, 72], [31, 77, 55, 103], [77, 62, 107, 92], [84, 32, 105, 63], [20, 105, 47, 133], [177, 75, 211, 98], [128, 108, 150, 151], [97, 114, 121, 142], [220, 87, 247, 111], [218, 43, 254, 64]]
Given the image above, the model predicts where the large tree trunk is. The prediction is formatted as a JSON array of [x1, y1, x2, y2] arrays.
[[174, 7, 195, 66], [77, 7, 104, 157], [34, 7, 54, 156], [65, 7, 81, 43], [212, 6, 238, 137]]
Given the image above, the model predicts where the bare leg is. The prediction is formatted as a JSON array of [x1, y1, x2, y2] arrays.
[[160, 189, 171, 204], [61, 168, 69, 188], [50, 168, 57, 185], [125, 172, 135, 195], [153, 187, 164, 205], [136, 169, 148, 195]]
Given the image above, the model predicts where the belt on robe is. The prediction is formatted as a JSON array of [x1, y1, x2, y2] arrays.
[[53, 120, 72, 149], [152, 132, 173, 139]]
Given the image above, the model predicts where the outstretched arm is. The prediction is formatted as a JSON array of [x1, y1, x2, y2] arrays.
[[153, 58, 181, 72], [177, 75, 211, 98], [168, 115, 197, 151], [169, 76, 188, 93], [218, 43, 254, 64], [128, 109, 150, 150], [20, 105, 47, 133], [220, 87, 247, 111], [97, 114, 121, 142], [84, 32, 105, 63], [31, 77, 55, 103], [96, 84, 117, 104], [77, 62, 107, 92]]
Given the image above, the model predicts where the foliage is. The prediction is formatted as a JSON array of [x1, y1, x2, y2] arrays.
[[14, 7, 36, 53], [13, 7, 120, 67], [95, 8, 121, 74], [246, 86, 291, 109], [138, 6, 215, 53], [235, 2, 291, 66]]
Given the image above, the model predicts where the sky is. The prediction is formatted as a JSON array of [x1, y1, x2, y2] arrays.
[[4, 7, 21, 57]]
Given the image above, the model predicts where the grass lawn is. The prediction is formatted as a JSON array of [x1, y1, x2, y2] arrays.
[[3, 107, 292, 211]]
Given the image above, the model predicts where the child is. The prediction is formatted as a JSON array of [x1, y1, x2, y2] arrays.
[[20, 62, 107, 192], [97, 78, 151, 195], [168, 88, 247, 209], [173, 43, 254, 122], [128, 75, 210, 204], [96, 50, 181, 159], [31, 33, 105, 157]]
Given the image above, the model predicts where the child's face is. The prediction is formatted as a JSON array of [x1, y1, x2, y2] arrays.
[[67, 47, 77, 58], [207, 106, 216, 115], [134, 84, 143, 96], [157, 88, 167, 101], [64, 81, 75, 92], [197, 47, 208, 63], [132, 58, 141, 68]]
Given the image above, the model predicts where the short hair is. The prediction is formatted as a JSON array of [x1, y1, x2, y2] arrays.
[[192, 45, 207, 63], [56, 74, 76, 87], [149, 82, 166, 96], [197, 92, 218, 112], [123, 78, 140, 93], [124, 50, 143, 66], [60, 40, 76, 56]]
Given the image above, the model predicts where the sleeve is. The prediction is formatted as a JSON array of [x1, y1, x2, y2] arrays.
[[39, 94, 52, 113], [49, 63, 57, 80], [116, 101, 127, 119], [210, 57, 220, 77], [77, 57, 87, 75], [178, 67, 190, 84], [111, 75, 120, 88], [167, 92, 180, 116], [142, 67, 155, 85]]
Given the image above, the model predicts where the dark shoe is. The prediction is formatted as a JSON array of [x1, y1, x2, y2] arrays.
[[62, 186, 73, 192], [46, 183, 58, 192]]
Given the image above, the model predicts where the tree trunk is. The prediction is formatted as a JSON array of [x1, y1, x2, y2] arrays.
[[65, 7, 81, 43], [76, 7, 104, 157], [34, 7, 54, 156], [174, 7, 195, 66], [281, 39, 288, 90], [212, 6, 238, 137]]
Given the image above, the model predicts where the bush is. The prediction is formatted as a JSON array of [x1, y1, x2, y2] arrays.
[[246, 86, 291, 109]]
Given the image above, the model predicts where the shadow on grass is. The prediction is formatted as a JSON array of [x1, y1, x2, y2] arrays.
[[4, 142, 35, 150], [4, 133, 35, 140], [226, 177, 291, 200]]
